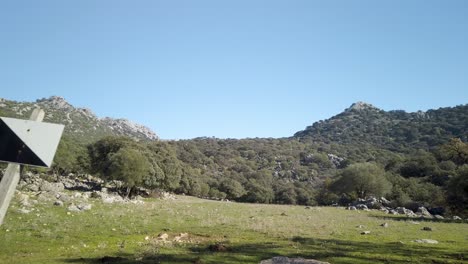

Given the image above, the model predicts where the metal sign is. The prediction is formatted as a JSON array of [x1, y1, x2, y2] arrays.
[[0, 117, 64, 168]]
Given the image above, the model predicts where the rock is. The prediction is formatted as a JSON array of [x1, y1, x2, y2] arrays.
[[259, 256, 330, 264], [37, 192, 54, 202], [77, 203, 92, 211], [434, 215, 444, 220], [389, 209, 398, 215], [396, 207, 417, 217], [356, 204, 368, 210], [357, 225, 364, 228], [53, 200, 64, 206], [452, 216, 462, 220], [347, 206, 357, 211], [67, 204, 81, 212], [413, 239, 438, 244], [17, 193, 31, 207], [157, 233, 169, 240], [39, 181, 64, 193], [57, 193, 71, 203], [361, 231, 371, 235], [381, 223, 389, 228], [380, 207, 389, 214], [422, 227, 432, 231], [416, 207, 432, 218], [379, 197, 391, 205]]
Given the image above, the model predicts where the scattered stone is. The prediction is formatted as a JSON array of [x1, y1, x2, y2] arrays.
[[77, 203, 92, 211], [380, 223, 389, 228], [434, 215, 444, 220], [379, 197, 391, 206], [361, 231, 371, 235], [422, 227, 432, 231], [39, 181, 64, 193], [57, 193, 71, 203], [452, 216, 462, 220], [53, 200, 64, 206], [357, 225, 364, 228], [173, 233, 188, 242], [389, 209, 398, 215], [260, 256, 330, 264], [356, 204, 369, 211], [417, 207, 432, 218], [67, 204, 81, 212], [157, 233, 169, 240], [413, 239, 438, 244], [380, 208, 389, 214]]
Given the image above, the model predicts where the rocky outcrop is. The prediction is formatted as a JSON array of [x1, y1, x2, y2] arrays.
[[101, 117, 158, 141], [0, 96, 159, 142]]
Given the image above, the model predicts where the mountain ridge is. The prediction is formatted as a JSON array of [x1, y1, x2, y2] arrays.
[[0, 96, 158, 142]]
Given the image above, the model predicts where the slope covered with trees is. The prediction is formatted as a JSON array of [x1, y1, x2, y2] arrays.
[[2, 97, 467, 216]]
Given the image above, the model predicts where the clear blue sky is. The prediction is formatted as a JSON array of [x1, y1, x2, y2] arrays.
[[1, 1, 467, 139]]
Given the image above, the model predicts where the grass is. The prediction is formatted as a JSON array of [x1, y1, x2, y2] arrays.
[[0, 193, 467, 264]]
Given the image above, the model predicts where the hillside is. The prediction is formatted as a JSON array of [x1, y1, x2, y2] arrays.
[[294, 102, 468, 152], [0, 96, 158, 143], [1, 96, 467, 214]]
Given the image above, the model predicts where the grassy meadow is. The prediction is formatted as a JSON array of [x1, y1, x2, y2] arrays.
[[0, 193, 467, 264]]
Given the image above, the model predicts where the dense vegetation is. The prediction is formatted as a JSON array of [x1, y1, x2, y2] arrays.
[[3, 100, 467, 216]]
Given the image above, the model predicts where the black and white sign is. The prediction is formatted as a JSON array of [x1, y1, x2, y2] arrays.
[[0, 117, 64, 167]]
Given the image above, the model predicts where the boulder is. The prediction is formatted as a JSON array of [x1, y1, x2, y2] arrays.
[[356, 204, 369, 210], [452, 216, 462, 220], [40, 181, 64, 193], [416, 207, 432, 218], [67, 204, 81, 212], [434, 215, 444, 220], [77, 203, 92, 211], [346, 206, 357, 211], [53, 200, 64, 206]]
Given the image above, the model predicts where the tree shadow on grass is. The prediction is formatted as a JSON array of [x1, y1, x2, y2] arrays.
[[63, 237, 467, 264]]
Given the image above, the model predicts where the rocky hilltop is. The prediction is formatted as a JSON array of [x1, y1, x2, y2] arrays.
[[294, 101, 468, 150], [0, 96, 158, 142]]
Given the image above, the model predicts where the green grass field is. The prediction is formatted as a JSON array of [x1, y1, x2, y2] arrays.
[[0, 194, 467, 264]]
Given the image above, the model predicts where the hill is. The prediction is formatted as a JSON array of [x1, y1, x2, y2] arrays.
[[0, 96, 158, 143], [294, 102, 468, 152], [1, 96, 467, 214]]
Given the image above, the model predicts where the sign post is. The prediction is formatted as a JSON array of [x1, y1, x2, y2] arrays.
[[0, 108, 63, 225]]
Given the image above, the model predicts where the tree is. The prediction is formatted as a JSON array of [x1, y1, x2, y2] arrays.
[[438, 138, 468, 165], [331, 162, 391, 199], [107, 147, 152, 196], [447, 165, 468, 214]]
